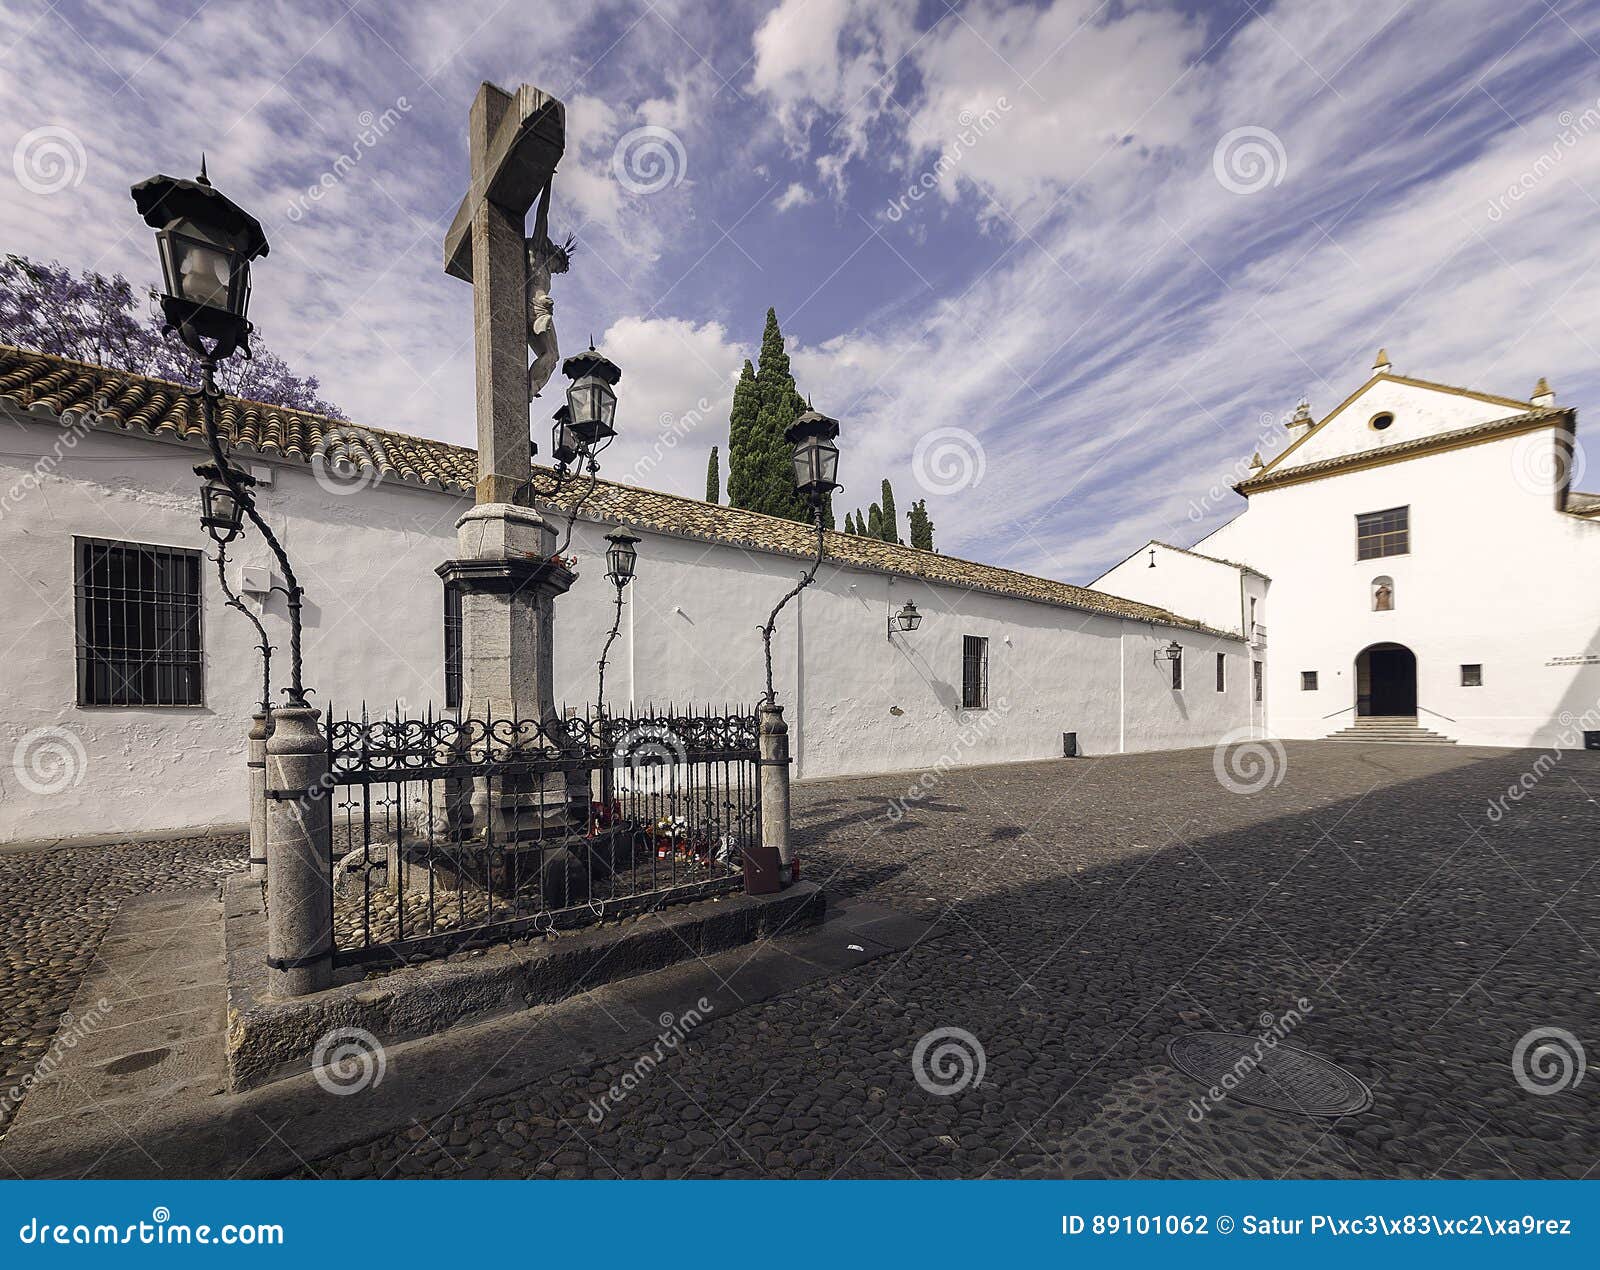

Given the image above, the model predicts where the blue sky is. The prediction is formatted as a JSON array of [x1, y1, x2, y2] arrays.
[[5, 0, 1600, 582]]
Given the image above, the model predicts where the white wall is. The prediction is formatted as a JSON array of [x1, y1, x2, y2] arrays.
[[0, 413, 1250, 846], [1200, 422, 1600, 747], [1092, 542, 1257, 636]]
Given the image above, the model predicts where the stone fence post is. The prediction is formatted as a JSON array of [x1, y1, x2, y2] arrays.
[[247, 709, 273, 881], [758, 702, 793, 886], [265, 704, 332, 996]]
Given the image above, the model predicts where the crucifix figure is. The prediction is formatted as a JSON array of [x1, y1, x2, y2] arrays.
[[437, 82, 580, 850], [525, 183, 574, 399]]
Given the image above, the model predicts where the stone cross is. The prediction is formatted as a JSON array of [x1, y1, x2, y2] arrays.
[[437, 82, 578, 846], [442, 81, 566, 507]]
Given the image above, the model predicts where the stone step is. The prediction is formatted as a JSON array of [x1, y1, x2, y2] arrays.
[[1324, 719, 1455, 744]]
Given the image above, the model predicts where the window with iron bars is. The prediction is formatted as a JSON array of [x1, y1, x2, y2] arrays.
[[74, 537, 203, 706], [961, 635, 988, 709], [443, 582, 462, 709]]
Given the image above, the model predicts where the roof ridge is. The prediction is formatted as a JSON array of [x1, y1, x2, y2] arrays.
[[0, 342, 1238, 638]]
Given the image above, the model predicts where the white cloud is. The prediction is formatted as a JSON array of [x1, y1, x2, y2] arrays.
[[773, 182, 815, 212]]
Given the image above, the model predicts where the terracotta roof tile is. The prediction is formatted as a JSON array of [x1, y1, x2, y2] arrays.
[[0, 344, 1234, 637]]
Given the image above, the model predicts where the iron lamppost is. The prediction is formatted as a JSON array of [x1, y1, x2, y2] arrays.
[[596, 528, 639, 718], [132, 161, 312, 707], [761, 404, 843, 703], [541, 344, 623, 556]]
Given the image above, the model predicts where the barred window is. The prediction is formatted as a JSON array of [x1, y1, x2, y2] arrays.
[[75, 538, 203, 706], [444, 583, 462, 709], [1302, 670, 1319, 691], [961, 635, 988, 709], [1461, 663, 1483, 687], [1356, 506, 1409, 560], [1253, 660, 1263, 703], [1171, 645, 1183, 691], [1216, 652, 1226, 692]]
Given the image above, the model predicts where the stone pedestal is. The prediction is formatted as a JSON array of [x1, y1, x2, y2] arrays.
[[264, 704, 332, 997], [758, 702, 794, 885], [437, 503, 582, 848], [247, 710, 273, 881]]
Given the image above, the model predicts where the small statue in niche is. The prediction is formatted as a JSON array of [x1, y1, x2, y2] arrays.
[[1374, 582, 1394, 611]]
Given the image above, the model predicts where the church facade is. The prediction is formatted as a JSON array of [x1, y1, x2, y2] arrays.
[[0, 346, 1246, 848], [1093, 352, 1600, 750]]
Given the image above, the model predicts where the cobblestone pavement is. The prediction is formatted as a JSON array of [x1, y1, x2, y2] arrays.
[[0, 835, 246, 1139], [304, 742, 1600, 1180], [8, 743, 1600, 1179]]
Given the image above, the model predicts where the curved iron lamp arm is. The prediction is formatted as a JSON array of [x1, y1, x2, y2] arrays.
[[197, 354, 311, 706], [596, 581, 625, 719], [554, 464, 600, 559], [213, 546, 274, 712], [761, 505, 826, 704]]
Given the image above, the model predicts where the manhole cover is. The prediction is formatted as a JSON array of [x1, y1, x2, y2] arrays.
[[1168, 1032, 1371, 1117]]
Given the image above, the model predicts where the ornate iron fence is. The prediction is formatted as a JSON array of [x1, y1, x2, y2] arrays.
[[323, 704, 760, 967]]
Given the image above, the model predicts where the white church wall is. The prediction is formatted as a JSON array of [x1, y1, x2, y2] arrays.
[[0, 414, 1249, 846], [1196, 424, 1600, 748]]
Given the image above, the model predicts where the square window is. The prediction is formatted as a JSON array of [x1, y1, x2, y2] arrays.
[[962, 635, 988, 709], [1356, 506, 1409, 560], [1301, 670, 1319, 691], [1461, 663, 1482, 687], [74, 538, 204, 706]]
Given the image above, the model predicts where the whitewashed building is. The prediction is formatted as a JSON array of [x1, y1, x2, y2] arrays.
[[1094, 351, 1600, 749], [0, 346, 1248, 848]]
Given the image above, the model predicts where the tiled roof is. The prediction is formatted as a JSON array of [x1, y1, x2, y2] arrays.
[[0, 344, 1233, 637], [1237, 406, 1573, 493]]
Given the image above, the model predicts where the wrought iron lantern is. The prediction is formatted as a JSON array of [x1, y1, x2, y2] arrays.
[[550, 404, 581, 468], [1156, 640, 1182, 662], [784, 405, 841, 503], [888, 600, 922, 640], [561, 345, 622, 456], [605, 529, 640, 586], [131, 158, 269, 359], [196, 462, 252, 544]]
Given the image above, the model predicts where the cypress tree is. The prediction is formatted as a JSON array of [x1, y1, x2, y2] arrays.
[[909, 498, 935, 551], [867, 502, 883, 539], [705, 445, 720, 503], [879, 479, 901, 543], [749, 308, 808, 522], [725, 360, 759, 509]]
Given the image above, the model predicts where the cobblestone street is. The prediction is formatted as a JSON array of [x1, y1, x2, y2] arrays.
[[5, 742, 1598, 1179]]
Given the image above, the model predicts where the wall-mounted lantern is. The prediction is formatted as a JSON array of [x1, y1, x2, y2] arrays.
[[887, 600, 922, 641]]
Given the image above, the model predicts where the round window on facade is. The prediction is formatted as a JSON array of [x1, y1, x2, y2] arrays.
[[1369, 412, 1394, 431]]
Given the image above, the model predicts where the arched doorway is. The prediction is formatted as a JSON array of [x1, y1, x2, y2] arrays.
[[1355, 642, 1417, 717]]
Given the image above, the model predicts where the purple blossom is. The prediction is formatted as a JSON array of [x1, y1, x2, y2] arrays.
[[0, 254, 345, 418]]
